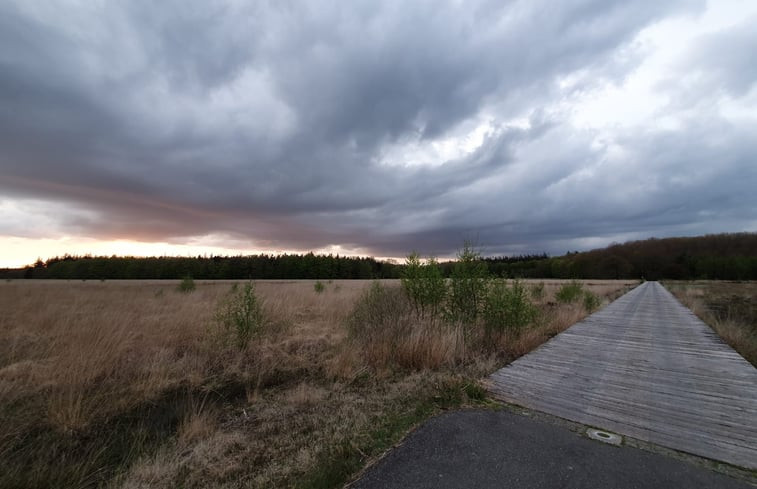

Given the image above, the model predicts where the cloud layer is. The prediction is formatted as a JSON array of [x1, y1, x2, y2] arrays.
[[1, 0, 756, 260]]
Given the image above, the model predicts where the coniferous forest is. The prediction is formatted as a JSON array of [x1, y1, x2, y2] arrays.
[[3, 253, 400, 280], [2, 232, 756, 281]]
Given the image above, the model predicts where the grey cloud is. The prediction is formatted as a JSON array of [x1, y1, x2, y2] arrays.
[[346, 107, 757, 256], [686, 15, 757, 96], [2, 0, 753, 259]]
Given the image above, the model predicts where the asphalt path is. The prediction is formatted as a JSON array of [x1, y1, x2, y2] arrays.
[[352, 409, 754, 489]]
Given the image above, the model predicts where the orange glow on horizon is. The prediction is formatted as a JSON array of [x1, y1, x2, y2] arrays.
[[0, 236, 401, 268]]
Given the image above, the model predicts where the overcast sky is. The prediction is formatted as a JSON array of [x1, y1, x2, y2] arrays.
[[1, 0, 756, 266]]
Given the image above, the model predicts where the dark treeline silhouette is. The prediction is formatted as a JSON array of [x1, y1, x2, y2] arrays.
[[2, 233, 756, 281], [483, 253, 549, 264], [3, 253, 401, 280], [481, 253, 549, 277], [482, 233, 757, 280]]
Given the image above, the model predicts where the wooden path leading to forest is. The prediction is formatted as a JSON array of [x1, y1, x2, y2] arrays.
[[488, 281, 757, 469]]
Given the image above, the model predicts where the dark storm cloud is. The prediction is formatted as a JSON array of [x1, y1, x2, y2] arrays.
[[3, 0, 755, 257]]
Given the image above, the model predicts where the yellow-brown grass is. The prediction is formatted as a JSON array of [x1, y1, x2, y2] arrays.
[[665, 281, 757, 367], [0, 278, 635, 488]]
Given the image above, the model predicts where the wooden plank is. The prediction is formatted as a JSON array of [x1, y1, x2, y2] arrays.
[[491, 371, 757, 415], [489, 378, 757, 445], [488, 281, 757, 470], [495, 362, 757, 398]]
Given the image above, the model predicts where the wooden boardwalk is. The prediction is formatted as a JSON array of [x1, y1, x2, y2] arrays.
[[489, 281, 757, 469]]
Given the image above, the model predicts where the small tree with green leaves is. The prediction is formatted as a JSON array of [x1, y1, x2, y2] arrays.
[[216, 281, 264, 349], [483, 279, 536, 339], [401, 252, 425, 316], [401, 253, 446, 319], [446, 241, 489, 323], [419, 256, 447, 318]]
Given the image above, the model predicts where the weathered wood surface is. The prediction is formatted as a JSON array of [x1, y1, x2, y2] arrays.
[[488, 281, 757, 469]]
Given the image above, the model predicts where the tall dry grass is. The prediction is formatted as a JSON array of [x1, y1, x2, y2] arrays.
[[666, 281, 757, 367], [0, 280, 377, 487], [0, 278, 634, 488]]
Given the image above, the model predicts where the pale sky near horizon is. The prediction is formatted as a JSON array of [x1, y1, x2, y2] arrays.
[[1, 0, 756, 267]]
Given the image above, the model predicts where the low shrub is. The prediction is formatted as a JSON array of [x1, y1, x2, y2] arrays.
[[347, 282, 412, 347], [583, 291, 601, 311], [556, 280, 583, 303], [347, 282, 463, 370], [530, 281, 545, 301], [314, 281, 326, 294], [483, 279, 537, 338], [177, 275, 196, 293]]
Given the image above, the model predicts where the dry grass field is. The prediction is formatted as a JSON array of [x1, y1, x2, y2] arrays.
[[665, 281, 757, 367], [0, 278, 636, 488]]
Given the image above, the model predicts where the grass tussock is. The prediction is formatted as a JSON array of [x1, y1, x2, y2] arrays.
[[666, 281, 757, 367], [0, 278, 635, 489]]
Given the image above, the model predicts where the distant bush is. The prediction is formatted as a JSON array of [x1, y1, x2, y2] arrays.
[[483, 279, 537, 338], [530, 281, 545, 301], [583, 291, 601, 311], [177, 275, 196, 293], [556, 280, 583, 303], [314, 281, 325, 294], [216, 281, 264, 349]]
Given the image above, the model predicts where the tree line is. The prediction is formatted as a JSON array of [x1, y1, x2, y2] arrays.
[[3, 253, 402, 280], [481, 233, 757, 280], [2, 233, 756, 281]]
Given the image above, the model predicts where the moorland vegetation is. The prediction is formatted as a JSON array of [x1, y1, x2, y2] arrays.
[[0, 243, 635, 488]]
